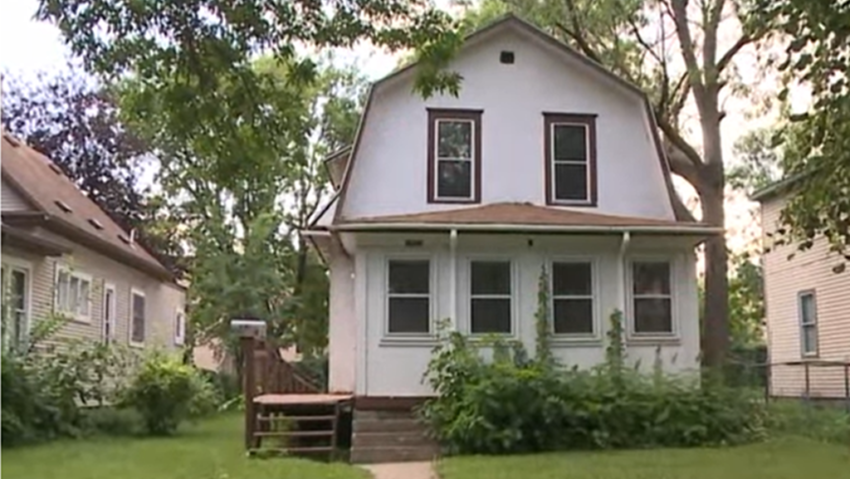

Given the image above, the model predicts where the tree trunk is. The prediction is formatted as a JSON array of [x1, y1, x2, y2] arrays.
[[699, 139, 730, 369]]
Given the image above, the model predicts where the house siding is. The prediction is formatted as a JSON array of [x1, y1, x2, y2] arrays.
[[1, 230, 184, 352], [341, 27, 674, 222], [1, 179, 32, 211], [762, 196, 850, 398], [343, 233, 700, 397]]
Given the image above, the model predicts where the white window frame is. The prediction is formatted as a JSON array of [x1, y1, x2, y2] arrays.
[[549, 257, 600, 340], [1, 258, 33, 349], [798, 290, 818, 357], [102, 283, 117, 344], [384, 255, 435, 337], [174, 308, 186, 346], [129, 288, 146, 347], [54, 264, 93, 323], [549, 122, 592, 204], [434, 118, 476, 201], [627, 256, 678, 338], [467, 257, 516, 336]]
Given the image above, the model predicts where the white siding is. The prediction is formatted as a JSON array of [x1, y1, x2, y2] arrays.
[[1, 179, 32, 211], [328, 242, 357, 393], [341, 233, 700, 397], [762, 197, 850, 398], [341, 27, 674, 221], [1, 231, 184, 352]]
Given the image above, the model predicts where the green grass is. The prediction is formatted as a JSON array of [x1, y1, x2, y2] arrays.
[[2, 415, 369, 479], [439, 438, 850, 479]]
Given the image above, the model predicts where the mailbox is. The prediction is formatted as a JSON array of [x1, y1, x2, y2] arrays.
[[230, 319, 267, 339]]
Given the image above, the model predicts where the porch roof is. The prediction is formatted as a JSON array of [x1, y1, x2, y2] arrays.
[[332, 202, 719, 235]]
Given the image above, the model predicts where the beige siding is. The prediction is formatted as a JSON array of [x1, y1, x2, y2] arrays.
[[762, 196, 850, 398], [1, 232, 184, 352], [1, 179, 32, 211]]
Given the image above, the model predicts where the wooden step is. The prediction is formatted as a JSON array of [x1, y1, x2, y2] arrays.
[[353, 431, 434, 448], [257, 415, 336, 422], [254, 430, 334, 438], [350, 446, 440, 464], [353, 418, 426, 433], [250, 446, 334, 454]]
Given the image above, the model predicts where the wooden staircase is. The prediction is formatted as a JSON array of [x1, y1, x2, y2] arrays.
[[350, 409, 439, 463]]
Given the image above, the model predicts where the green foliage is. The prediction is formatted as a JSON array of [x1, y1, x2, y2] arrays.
[[121, 353, 210, 435], [80, 407, 143, 437], [534, 265, 554, 366], [766, 401, 850, 444], [750, 0, 850, 262], [727, 253, 766, 347]]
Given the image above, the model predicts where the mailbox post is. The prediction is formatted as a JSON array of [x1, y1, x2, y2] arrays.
[[231, 319, 266, 450]]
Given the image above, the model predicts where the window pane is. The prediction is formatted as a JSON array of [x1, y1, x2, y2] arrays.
[[132, 294, 145, 343], [11, 270, 26, 310], [799, 294, 816, 324], [78, 280, 90, 316], [471, 261, 511, 295], [552, 262, 592, 296], [554, 163, 588, 201], [553, 298, 593, 334], [471, 298, 511, 334], [437, 160, 472, 198], [802, 324, 818, 354], [388, 260, 430, 294], [634, 298, 672, 334], [553, 124, 587, 162], [388, 297, 430, 333], [633, 262, 671, 295], [437, 120, 472, 159], [133, 294, 146, 320]]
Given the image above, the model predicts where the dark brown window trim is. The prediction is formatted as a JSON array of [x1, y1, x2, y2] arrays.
[[543, 112, 598, 207], [427, 108, 483, 204]]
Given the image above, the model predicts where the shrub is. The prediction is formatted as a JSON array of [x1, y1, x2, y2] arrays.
[[766, 400, 850, 444], [81, 407, 143, 437], [122, 353, 207, 435]]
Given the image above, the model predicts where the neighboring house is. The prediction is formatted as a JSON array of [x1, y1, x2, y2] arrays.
[[1, 132, 186, 352], [304, 15, 719, 405], [753, 179, 850, 399]]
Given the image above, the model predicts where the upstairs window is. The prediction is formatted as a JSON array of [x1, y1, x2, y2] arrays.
[[544, 113, 597, 205], [428, 109, 482, 203]]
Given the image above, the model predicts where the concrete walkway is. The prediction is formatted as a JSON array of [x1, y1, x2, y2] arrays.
[[362, 461, 437, 479]]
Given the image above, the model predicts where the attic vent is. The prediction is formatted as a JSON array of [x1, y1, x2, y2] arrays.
[[4, 134, 20, 147], [500, 51, 515, 64], [49, 163, 64, 175], [118, 234, 130, 244], [404, 239, 424, 247], [55, 200, 73, 213], [89, 218, 104, 230]]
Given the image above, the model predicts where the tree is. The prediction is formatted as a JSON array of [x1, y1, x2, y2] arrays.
[[1, 70, 147, 232], [462, 0, 767, 367], [727, 252, 765, 347], [750, 1, 850, 262]]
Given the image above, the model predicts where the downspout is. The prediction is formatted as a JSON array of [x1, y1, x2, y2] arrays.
[[449, 229, 458, 331], [618, 231, 632, 336]]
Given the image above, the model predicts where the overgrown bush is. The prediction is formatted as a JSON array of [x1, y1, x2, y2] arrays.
[[121, 353, 212, 435], [419, 268, 766, 455], [80, 407, 143, 437]]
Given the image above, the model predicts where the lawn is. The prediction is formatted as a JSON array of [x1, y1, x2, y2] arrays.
[[2, 414, 370, 479], [439, 438, 850, 479]]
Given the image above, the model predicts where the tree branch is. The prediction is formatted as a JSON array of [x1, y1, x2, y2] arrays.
[[656, 112, 704, 168], [716, 33, 752, 75], [670, 0, 707, 100], [554, 21, 602, 64]]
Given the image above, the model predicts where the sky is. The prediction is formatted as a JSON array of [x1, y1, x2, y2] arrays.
[[0, 0, 769, 256]]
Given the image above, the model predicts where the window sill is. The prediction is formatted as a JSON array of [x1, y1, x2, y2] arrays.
[[379, 336, 440, 348], [626, 335, 681, 346], [129, 341, 146, 349], [549, 335, 603, 346], [429, 198, 479, 205], [547, 200, 596, 208], [61, 312, 92, 325]]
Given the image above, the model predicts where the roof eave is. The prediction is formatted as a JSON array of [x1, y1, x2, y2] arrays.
[[331, 222, 722, 236]]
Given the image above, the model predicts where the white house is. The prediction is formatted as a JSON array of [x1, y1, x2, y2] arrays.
[[305, 15, 718, 406]]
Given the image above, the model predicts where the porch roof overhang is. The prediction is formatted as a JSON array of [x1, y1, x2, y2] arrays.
[[1, 222, 73, 256], [329, 222, 720, 236]]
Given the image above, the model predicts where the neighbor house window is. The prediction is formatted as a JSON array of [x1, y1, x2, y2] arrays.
[[631, 261, 673, 335], [102, 283, 116, 344], [175, 309, 186, 346], [1, 263, 30, 348], [387, 259, 431, 334], [427, 109, 482, 203], [798, 291, 818, 356], [55, 267, 92, 321], [551, 261, 595, 335], [470, 260, 512, 334], [130, 289, 146, 345], [544, 113, 596, 205]]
